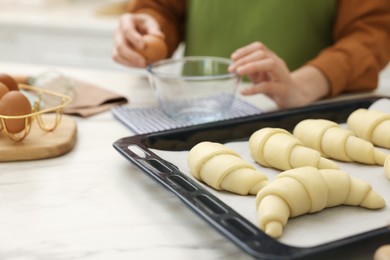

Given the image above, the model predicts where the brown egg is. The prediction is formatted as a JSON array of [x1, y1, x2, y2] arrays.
[[136, 34, 168, 64], [0, 82, 9, 99], [0, 83, 8, 131], [0, 73, 19, 91], [0, 91, 32, 133]]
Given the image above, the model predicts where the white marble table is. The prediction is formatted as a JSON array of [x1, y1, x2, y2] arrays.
[[0, 61, 389, 260]]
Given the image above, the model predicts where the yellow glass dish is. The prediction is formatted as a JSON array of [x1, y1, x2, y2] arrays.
[[0, 84, 72, 142]]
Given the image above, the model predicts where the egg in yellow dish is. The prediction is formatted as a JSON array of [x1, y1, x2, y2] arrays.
[[0, 73, 19, 91], [0, 90, 32, 133], [0, 82, 8, 99]]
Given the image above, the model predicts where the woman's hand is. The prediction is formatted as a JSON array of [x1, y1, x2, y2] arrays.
[[112, 13, 164, 68], [229, 42, 330, 109]]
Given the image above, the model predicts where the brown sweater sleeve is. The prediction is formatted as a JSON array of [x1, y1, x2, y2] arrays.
[[126, 0, 186, 58], [308, 0, 390, 96]]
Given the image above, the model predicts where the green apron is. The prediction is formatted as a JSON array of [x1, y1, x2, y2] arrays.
[[184, 0, 336, 70]]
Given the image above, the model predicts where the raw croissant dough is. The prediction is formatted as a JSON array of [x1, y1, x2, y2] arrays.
[[374, 244, 390, 260], [293, 119, 388, 166], [249, 128, 339, 170], [385, 156, 390, 180], [188, 141, 269, 195], [347, 108, 390, 149], [256, 166, 385, 238]]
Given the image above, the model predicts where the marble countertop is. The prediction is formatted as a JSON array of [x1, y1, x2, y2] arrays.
[[0, 61, 389, 260]]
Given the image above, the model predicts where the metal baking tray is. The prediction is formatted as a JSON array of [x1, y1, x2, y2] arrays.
[[113, 96, 390, 259]]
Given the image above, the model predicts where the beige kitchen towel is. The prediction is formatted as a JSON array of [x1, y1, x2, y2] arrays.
[[13, 73, 128, 117], [63, 80, 128, 117]]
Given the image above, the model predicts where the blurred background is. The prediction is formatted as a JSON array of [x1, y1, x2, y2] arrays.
[[0, 0, 387, 82], [0, 0, 130, 71]]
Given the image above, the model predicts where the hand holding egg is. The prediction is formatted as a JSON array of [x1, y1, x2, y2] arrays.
[[112, 13, 168, 67], [135, 34, 168, 64]]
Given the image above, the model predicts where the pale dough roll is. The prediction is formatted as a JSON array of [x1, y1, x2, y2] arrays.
[[293, 119, 337, 152], [188, 141, 239, 180], [262, 132, 301, 170], [219, 167, 269, 195], [289, 145, 337, 169], [199, 153, 254, 189], [372, 121, 390, 149], [255, 166, 385, 238], [374, 244, 390, 260], [257, 194, 289, 238], [188, 141, 269, 195], [257, 176, 312, 217], [321, 126, 351, 162], [346, 136, 387, 165], [249, 128, 339, 170], [347, 108, 390, 149], [281, 167, 328, 212], [249, 128, 286, 167], [320, 169, 350, 207], [385, 155, 390, 181], [293, 119, 388, 166]]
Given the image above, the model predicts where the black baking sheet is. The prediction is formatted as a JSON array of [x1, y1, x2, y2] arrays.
[[113, 96, 390, 259]]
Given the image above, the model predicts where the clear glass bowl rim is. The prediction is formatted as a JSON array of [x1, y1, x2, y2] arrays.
[[147, 56, 238, 81]]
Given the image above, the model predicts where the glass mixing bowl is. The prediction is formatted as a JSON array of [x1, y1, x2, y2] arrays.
[[148, 56, 240, 124]]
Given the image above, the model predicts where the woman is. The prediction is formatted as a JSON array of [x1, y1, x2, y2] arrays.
[[112, 0, 390, 109]]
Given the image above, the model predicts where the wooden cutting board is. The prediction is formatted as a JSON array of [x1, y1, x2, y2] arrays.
[[0, 114, 77, 161]]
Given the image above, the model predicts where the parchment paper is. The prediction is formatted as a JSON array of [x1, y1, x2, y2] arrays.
[[152, 98, 390, 248]]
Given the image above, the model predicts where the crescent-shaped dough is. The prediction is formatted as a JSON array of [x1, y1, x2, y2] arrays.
[[188, 141, 269, 195], [347, 108, 390, 149], [293, 119, 388, 166], [385, 155, 390, 181], [249, 128, 339, 170], [256, 166, 385, 238]]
